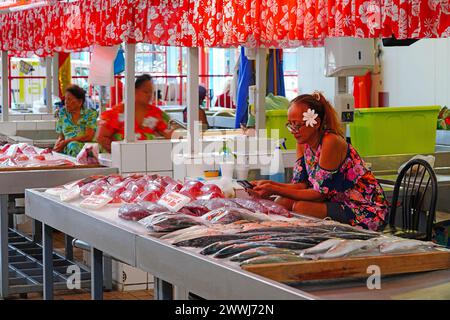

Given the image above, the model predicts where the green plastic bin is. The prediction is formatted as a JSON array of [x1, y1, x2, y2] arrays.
[[266, 109, 297, 150], [349, 106, 441, 156]]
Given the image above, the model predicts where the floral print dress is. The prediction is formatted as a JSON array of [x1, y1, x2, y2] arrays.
[[100, 103, 170, 142], [292, 132, 389, 231], [56, 107, 98, 157]]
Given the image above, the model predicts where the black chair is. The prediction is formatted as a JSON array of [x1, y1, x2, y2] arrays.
[[384, 159, 438, 241]]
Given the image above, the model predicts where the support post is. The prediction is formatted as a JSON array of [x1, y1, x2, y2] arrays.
[[1, 51, 9, 122], [124, 43, 136, 142]]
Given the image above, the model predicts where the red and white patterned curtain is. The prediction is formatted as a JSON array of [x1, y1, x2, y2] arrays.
[[1, 0, 450, 55]]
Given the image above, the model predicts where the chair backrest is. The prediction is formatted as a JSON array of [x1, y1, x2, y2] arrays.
[[389, 159, 438, 240]]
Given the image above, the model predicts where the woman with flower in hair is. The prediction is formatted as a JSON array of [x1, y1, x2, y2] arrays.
[[250, 92, 389, 231]]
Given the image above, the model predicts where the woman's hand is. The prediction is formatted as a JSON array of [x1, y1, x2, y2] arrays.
[[249, 181, 279, 199], [54, 139, 69, 152], [250, 180, 272, 188]]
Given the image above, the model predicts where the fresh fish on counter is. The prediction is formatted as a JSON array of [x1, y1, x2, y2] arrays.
[[322, 232, 379, 240], [302, 239, 345, 255], [162, 223, 246, 244], [379, 239, 439, 254], [214, 241, 315, 259], [139, 213, 203, 233], [242, 226, 331, 234], [240, 254, 307, 266], [173, 234, 254, 248], [229, 247, 299, 262], [200, 239, 256, 255], [201, 207, 265, 224], [319, 239, 381, 259]]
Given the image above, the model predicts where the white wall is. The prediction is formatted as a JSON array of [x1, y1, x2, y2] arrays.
[[297, 39, 450, 109], [377, 38, 450, 108], [297, 47, 337, 102]]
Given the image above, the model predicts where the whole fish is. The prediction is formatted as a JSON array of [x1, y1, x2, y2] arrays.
[[320, 239, 378, 259], [201, 239, 254, 255], [302, 239, 345, 255], [240, 254, 306, 266], [239, 227, 329, 234], [323, 232, 378, 240], [214, 241, 314, 259], [173, 234, 249, 247], [229, 247, 298, 262], [199, 233, 304, 255], [379, 239, 438, 254]]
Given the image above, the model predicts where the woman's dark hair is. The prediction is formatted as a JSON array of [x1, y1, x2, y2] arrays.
[[199, 85, 207, 104], [289, 92, 344, 137], [135, 74, 153, 89], [65, 84, 86, 105]]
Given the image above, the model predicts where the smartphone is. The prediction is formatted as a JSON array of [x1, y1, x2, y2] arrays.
[[237, 180, 254, 189]]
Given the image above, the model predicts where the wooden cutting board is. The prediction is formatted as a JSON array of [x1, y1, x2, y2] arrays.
[[242, 251, 450, 282]]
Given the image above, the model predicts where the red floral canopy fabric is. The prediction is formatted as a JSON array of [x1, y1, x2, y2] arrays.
[[1, 0, 450, 55]]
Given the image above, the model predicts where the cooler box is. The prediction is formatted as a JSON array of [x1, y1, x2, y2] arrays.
[[349, 106, 441, 156], [266, 109, 296, 150]]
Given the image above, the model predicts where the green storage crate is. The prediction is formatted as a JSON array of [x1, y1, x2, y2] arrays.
[[266, 109, 297, 150], [349, 106, 441, 156]]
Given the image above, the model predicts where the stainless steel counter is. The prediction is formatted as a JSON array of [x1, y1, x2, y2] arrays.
[[24, 188, 450, 300], [0, 165, 117, 298]]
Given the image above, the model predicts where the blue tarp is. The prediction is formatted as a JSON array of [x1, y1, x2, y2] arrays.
[[235, 48, 285, 128], [235, 47, 255, 128]]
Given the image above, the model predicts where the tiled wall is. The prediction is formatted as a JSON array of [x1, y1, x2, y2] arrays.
[[111, 140, 174, 176], [0, 120, 56, 135], [8, 114, 55, 121]]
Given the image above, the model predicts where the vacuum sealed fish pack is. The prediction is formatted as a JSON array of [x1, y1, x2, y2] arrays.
[[139, 212, 204, 232]]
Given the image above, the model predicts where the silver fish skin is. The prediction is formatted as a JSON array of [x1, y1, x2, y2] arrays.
[[379, 239, 438, 254], [230, 247, 298, 262], [302, 239, 344, 255], [320, 239, 382, 259], [240, 254, 305, 266]]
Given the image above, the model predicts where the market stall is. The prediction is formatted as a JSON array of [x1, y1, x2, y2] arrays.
[[0, 143, 117, 298], [2, 0, 450, 301], [25, 174, 450, 300]]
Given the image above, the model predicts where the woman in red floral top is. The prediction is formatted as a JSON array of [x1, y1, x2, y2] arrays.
[[250, 93, 389, 231], [97, 74, 173, 152]]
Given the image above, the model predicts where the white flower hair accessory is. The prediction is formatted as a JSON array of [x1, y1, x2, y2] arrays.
[[303, 108, 318, 127]]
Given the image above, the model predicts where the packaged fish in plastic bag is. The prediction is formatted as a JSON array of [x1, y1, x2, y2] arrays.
[[255, 199, 292, 217], [203, 198, 243, 211], [201, 207, 262, 224], [119, 189, 140, 203], [138, 212, 203, 232], [179, 180, 204, 199], [76, 143, 100, 165], [118, 204, 153, 221], [179, 200, 210, 216], [231, 198, 266, 213], [103, 185, 126, 203], [137, 189, 164, 202], [60, 186, 81, 202]]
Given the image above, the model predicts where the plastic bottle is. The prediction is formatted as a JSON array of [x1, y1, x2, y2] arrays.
[[268, 139, 286, 183]]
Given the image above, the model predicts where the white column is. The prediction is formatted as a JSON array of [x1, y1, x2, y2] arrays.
[[124, 43, 136, 142], [52, 53, 59, 100], [1, 51, 9, 122], [187, 47, 199, 155], [45, 56, 52, 112], [255, 48, 267, 133]]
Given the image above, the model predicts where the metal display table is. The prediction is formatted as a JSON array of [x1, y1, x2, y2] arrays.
[[0, 166, 117, 298], [25, 188, 450, 300], [25, 189, 315, 300]]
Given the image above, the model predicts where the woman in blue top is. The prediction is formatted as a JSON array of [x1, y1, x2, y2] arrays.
[[54, 85, 98, 157]]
